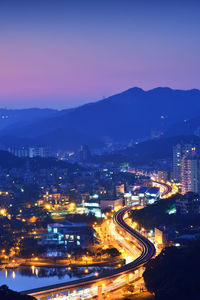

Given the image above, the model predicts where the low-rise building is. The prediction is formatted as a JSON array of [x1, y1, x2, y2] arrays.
[[83, 199, 102, 218], [145, 187, 160, 205], [43, 221, 95, 249], [83, 196, 123, 217], [176, 192, 200, 215], [115, 184, 125, 196], [155, 225, 175, 248], [100, 197, 123, 210]]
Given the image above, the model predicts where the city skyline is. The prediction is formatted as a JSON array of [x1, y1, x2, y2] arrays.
[[0, 0, 200, 108]]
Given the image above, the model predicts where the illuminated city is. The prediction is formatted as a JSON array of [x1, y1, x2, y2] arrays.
[[0, 1, 200, 300]]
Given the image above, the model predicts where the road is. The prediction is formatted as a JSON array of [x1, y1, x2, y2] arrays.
[[22, 206, 155, 299], [22, 178, 175, 299]]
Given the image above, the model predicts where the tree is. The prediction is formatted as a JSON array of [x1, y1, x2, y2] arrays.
[[20, 184, 40, 204], [0, 285, 35, 300], [143, 242, 200, 300]]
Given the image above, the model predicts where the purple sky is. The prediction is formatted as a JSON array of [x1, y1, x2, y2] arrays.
[[0, 0, 200, 109]]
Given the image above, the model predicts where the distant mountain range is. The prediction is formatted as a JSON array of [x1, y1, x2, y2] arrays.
[[1, 87, 200, 150]]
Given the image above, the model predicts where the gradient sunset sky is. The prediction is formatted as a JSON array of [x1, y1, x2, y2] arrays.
[[0, 0, 200, 108]]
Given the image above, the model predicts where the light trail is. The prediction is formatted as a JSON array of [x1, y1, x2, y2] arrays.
[[22, 206, 156, 299]]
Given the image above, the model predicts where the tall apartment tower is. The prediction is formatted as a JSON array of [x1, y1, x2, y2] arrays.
[[181, 156, 192, 194], [173, 143, 195, 182], [181, 152, 200, 195], [79, 145, 91, 162]]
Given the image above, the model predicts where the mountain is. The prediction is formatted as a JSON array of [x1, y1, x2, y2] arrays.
[[91, 135, 200, 168], [164, 115, 200, 137], [118, 135, 200, 164], [0, 108, 57, 131], [1, 87, 200, 150]]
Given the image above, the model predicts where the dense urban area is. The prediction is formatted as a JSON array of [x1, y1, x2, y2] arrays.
[[1, 0, 200, 298], [0, 138, 200, 300]]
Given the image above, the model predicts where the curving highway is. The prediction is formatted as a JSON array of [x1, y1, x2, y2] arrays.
[[23, 205, 155, 299], [114, 206, 156, 270], [152, 180, 173, 198]]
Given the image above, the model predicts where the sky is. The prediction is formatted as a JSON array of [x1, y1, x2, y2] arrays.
[[0, 0, 200, 109]]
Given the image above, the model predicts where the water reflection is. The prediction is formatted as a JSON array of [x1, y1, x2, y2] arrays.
[[12, 271, 16, 279], [19, 266, 70, 278], [0, 266, 111, 292]]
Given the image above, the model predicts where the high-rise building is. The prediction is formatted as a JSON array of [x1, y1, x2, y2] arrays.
[[181, 152, 200, 194], [8, 147, 29, 157], [28, 147, 51, 158], [8, 146, 51, 158], [173, 143, 195, 182], [78, 145, 91, 162], [181, 156, 192, 194]]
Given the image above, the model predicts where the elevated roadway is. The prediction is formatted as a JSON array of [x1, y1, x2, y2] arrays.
[[22, 206, 155, 299]]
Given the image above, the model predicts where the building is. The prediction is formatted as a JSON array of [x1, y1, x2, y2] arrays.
[[124, 187, 148, 206], [43, 221, 95, 249], [8, 146, 51, 158], [8, 147, 29, 158], [83, 195, 102, 218], [124, 187, 160, 207], [29, 147, 51, 158], [157, 171, 168, 182], [138, 187, 149, 206], [115, 184, 125, 196], [173, 143, 195, 182], [155, 225, 175, 248], [181, 152, 200, 194], [145, 187, 160, 205], [83, 195, 123, 217], [78, 145, 91, 162], [100, 197, 123, 210], [181, 156, 192, 194], [176, 192, 200, 215], [41, 192, 69, 208]]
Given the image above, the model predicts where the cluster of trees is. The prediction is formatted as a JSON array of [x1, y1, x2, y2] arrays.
[[96, 247, 121, 258], [0, 150, 82, 171], [130, 194, 200, 231], [143, 240, 200, 300], [65, 213, 98, 226], [130, 196, 176, 230]]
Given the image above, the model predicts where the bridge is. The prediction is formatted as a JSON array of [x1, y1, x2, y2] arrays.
[[21, 205, 156, 299]]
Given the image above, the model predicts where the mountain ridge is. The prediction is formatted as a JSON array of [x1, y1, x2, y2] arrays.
[[1, 87, 200, 150]]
